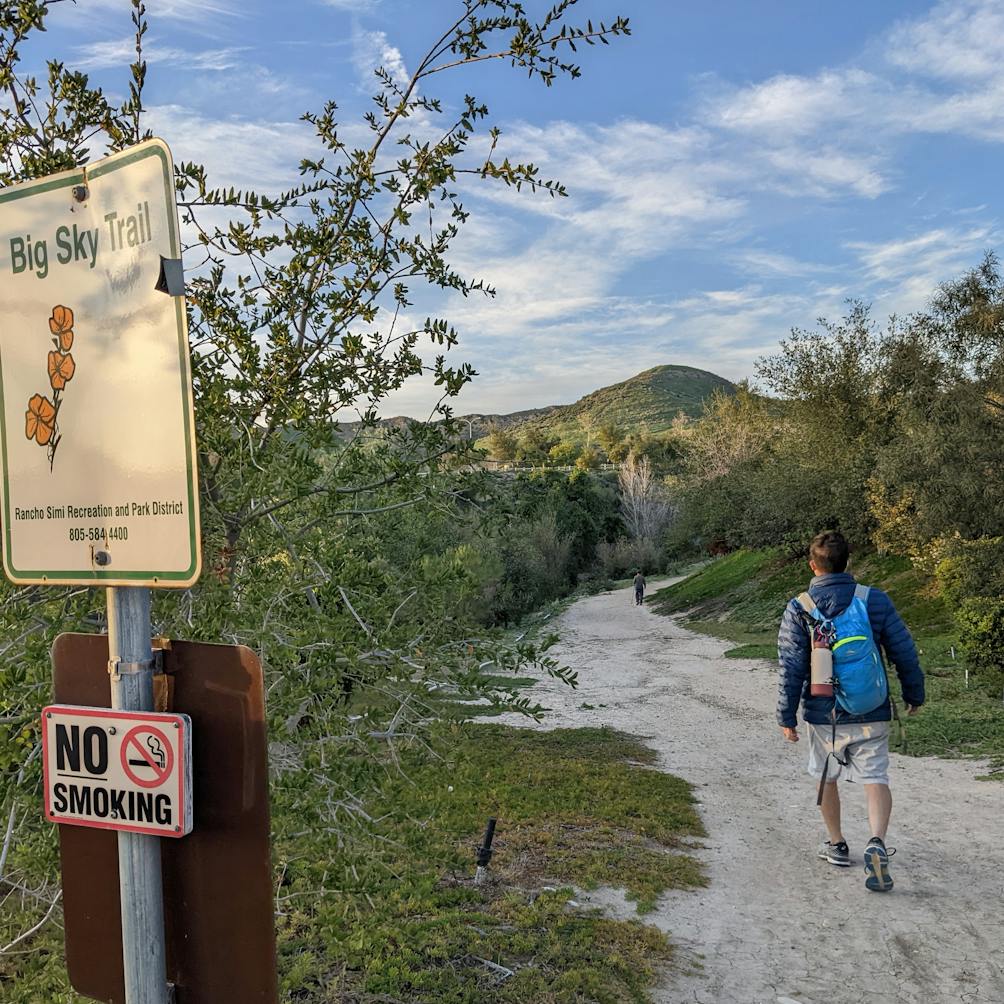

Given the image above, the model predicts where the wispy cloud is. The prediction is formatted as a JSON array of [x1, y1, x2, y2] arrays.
[[351, 28, 410, 91], [147, 104, 318, 193], [323, 0, 382, 10], [709, 69, 884, 137], [75, 37, 247, 72], [732, 251, 835, 279], [67, 0, 240, 25], [848, 225, 997, 283], [886, 0, 1004, 82], [707, 0, 1004, 152]]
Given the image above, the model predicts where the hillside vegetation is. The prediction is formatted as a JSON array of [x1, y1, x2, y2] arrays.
[[513, 365, 734, 444], [341, 365, 734, 447]]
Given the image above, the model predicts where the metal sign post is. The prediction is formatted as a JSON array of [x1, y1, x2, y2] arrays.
[[107, 586, 168, 1004]]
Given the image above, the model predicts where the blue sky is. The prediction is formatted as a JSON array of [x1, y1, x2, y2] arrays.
[[35, 0, 1004, 416]]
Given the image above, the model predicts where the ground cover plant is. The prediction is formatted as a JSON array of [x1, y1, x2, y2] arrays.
[[271, 725, 705, 1003]]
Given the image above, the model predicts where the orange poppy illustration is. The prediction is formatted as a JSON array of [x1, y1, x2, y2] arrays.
[[27, 304, 78, 470], [47, 349, 75, 390], [49, 304, 74, 351], [25, 394, 56, 446]]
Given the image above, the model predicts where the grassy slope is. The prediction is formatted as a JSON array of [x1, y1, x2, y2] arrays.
[[650, 550, 1004, 769]]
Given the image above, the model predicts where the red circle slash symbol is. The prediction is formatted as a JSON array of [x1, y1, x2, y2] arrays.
[[120, 725, 174, 789]]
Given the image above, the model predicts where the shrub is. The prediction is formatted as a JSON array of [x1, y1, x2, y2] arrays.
[[935, 537, 1004, 607], [575, 446, 601, 471], [956, 597, 1004, 698], [548, 440, 580, 466]]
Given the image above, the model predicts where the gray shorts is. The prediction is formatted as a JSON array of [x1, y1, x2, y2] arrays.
[[807, 721, 890, 785]]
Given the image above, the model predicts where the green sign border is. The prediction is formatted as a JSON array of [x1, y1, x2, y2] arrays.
[[0, 140, 201, 587]]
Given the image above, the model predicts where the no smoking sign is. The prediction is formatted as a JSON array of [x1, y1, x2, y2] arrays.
[[42, 705, 193, 837]]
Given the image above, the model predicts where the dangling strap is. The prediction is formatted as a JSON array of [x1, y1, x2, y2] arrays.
[[816, 705, 850, 806], [876, 644, 908, 754], [796, 592, 821, 636]]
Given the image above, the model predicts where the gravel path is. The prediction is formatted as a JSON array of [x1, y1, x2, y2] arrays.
[[508, 579, 1004, 1004]]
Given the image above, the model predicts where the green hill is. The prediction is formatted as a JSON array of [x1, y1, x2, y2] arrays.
[[513, 365, 734, 444], [337, 365, 734, 444]]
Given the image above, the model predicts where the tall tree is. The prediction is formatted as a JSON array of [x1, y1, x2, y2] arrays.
[[619, 455, 671, 541]]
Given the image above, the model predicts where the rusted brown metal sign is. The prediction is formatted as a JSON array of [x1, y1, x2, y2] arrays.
[[52, 634, 278, 1004]]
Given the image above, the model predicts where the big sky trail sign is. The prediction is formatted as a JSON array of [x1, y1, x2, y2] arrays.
[[0, 139, 200, 586]]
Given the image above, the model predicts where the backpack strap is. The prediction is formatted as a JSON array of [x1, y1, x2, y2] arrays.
[[854, 584, 871, 604]]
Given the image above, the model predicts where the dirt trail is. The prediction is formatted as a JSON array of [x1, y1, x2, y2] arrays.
[[509, 579, 1004, 1004]]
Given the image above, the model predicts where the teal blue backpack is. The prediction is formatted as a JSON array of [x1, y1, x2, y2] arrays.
[[797, 584, 889, 715]]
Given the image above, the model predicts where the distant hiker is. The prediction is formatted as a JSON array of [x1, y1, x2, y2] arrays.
[[633, 571, 646, 606], [776, 530, 925, 893]]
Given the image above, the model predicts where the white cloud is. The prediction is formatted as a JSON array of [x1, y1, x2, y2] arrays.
[[425, 118, 749, 370], [887, 0, 1004, 82], [733, 250, 834, 279], [59, 0, 240, 30], [80, 0, 238, 21], [707, 0, 1004, 152], [762, 146, 890, 199], [75, 37, 246, 71], [848, 225, 996, 284], [147, 104, 318, 193], [351, 29, 410, 91], [710, 69, 883, 136]]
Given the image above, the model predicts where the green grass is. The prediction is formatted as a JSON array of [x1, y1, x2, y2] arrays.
[[723, 643, 777, 660], [653, 549, 1004, 767], [270, 725, 706, 1003], [651, 549, 808, 629]]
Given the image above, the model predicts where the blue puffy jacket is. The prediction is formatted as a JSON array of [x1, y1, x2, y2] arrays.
[[776, 572, 925, 728]]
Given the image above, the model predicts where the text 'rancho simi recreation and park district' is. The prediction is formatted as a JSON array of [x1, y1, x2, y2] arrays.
[[0, 138, 200, 587]]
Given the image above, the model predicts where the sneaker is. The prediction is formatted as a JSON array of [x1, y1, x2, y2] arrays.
[[817, 840, 851, 867], [864, 838, 895, 892]]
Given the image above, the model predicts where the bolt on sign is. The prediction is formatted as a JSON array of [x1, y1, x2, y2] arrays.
[[42, 705, 193, 838], [0, 138, 200, 587]]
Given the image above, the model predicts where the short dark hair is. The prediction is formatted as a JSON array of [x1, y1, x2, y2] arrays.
[[809, 530, 849, 573]]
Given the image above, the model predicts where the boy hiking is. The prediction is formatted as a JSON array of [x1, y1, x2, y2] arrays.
[[776, 531, 925, 892], [633, 571, 646, 606]]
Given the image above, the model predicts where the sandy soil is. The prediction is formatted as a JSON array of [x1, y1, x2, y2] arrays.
[[504, 579, 1004, 1004]]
